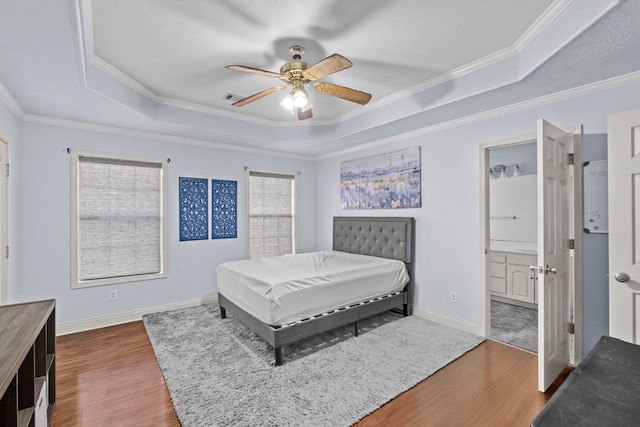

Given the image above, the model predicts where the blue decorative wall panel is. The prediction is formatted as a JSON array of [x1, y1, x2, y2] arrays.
[[179, 177, 209, 241], [212, 179, 237, 239]]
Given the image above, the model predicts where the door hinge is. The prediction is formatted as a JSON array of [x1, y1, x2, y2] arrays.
[[568, 322, 575, 334], [569, 239, 575, 250], [5, 246, 8, 259], [5, 163, 8, 178], [568, 153, 574, 165]]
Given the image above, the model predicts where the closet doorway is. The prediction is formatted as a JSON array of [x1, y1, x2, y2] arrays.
[[487, 142, 538, 353]]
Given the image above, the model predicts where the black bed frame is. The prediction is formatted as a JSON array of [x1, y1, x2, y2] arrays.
[[218, 216, 415, 366]]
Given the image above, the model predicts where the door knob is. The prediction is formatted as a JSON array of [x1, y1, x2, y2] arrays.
[[615, 272, 631, 283], [545, 265, 557, 274]]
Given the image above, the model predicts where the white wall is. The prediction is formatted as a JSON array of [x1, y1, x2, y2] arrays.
[[490, 175, 537, 243], [316, 79, 640, 329], [13, 121, 317, 324]]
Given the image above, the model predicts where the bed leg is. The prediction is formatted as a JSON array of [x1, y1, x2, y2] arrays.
[[403, 303, 409, 317], [354, 321, 359, 337], [220, 306, 226, 319], [275, 347, 283, 366]]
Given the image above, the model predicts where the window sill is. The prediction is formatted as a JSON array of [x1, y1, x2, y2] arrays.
[[71, 272, 168, 289]]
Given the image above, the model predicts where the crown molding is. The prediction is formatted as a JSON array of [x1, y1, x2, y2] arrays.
[[338, 46, 519, 125], [516, 0, 619, 53], [514, 0, 574, 52], [0, 81, 24, 119], [317, 70, 640, 160], [9, 69, 640, 161], [356, 0, 620, 123], [12, 71, 640, 161], [21, 113, 315, 161]]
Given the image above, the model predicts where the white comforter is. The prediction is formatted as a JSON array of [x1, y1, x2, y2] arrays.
[[216, 251, 409, 326]]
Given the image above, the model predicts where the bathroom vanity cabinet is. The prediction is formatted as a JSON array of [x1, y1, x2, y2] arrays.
[[489, 251, 537, 306]]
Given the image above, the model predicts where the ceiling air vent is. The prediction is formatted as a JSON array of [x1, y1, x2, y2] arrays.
[[222, 93, 245, 103]]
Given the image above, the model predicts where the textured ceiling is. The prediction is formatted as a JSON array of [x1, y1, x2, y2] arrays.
[[0, 0, 638, 157]]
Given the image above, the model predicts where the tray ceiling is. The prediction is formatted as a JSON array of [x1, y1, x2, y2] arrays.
[[87, 0, 555, 123], [0, 0, 637, 157]]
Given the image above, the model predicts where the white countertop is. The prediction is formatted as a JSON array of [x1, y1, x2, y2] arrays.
[[490, 240, 537, 255]]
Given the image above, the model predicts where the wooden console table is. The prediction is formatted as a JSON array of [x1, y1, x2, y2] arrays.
[[0, 300, 56, 426]]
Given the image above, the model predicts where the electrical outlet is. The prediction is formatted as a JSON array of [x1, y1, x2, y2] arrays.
[[110, 290, 118, 301], [450, 291, 457, 303]]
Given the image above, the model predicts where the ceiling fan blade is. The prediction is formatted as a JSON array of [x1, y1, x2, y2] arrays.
[[225, 65, 285, 80], [231, 86, 286, 107], [313, 82, 372, 105], [302, 54, 352, 80], [297, 107, 313, 120]]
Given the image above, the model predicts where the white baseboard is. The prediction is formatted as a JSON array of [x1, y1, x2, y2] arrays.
[[411, 304, 482, 336], [57, 296, 218, 336], [57, 297, 481, 337]]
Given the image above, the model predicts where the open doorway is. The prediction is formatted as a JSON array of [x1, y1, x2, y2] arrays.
[[481, 121, 582, 391], [487, 141, 538, 353]]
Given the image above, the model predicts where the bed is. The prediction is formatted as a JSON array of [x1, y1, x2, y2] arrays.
[[216, 216, 415, 365]]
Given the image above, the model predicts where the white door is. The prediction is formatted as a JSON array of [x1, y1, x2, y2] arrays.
[[0, 139, 7, 304], [536, 120, 577, 391], [608, 108, 640, 342]]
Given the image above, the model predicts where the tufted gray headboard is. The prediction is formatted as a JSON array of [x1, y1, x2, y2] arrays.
[[332, 217, 415, 264]]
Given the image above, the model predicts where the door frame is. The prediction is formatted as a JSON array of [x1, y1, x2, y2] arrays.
[[607, 108, 640, 343], [0, 134, 9, 305], [479, 131, 583, 366]]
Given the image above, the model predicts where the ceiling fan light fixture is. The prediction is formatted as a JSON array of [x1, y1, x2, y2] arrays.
[[300, 98, 313, 112], [292, 87, 309, 108], [226, 45, 368, 120], [280, 94, 295, 113]]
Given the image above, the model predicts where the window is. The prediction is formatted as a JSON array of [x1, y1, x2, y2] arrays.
[[247, 170, 296, 259], [71, 151, 166, 288]]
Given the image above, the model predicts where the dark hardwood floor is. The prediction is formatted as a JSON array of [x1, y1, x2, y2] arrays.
[[51, 320, 564, 427]]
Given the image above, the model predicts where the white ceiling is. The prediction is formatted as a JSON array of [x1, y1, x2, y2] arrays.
[[88, 0, 555, 123], [0, 0, 638, 157]]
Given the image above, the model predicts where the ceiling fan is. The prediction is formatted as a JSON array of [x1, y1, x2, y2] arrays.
[[225, 45, 372, 120]]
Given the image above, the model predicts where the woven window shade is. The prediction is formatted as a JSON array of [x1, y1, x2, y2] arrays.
[[249, 172, 294, 259], [78, 156, 162, 281]]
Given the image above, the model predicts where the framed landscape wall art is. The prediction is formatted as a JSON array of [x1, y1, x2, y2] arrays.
[[340, 146, 421, 209]]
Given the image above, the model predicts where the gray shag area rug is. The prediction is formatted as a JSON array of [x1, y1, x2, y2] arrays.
[[143, 304, 483, 427]]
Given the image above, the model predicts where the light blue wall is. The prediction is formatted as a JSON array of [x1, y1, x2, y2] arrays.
[[13, 122, 316, 323], [316, 78, 640, 342], [581, 134, 608, 354], [0, 102, 20, 301], [0, 78, 634, 344]]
